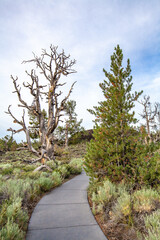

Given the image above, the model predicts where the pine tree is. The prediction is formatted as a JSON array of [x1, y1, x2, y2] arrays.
[[56, 100, 84, 147], [84, 45, 143, 182]]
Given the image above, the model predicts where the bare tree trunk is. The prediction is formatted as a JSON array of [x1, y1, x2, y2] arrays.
[[39, 117, 46, 146], [46, 135, 55, 160], [25, 129, 38, 155]]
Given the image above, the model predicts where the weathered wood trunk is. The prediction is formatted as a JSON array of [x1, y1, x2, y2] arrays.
[[39, 117, 46, 146], [25, 128, 39, 155], [46, 135, 55, 160]]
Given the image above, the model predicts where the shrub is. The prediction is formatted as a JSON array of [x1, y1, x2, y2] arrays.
[[144, 209, 160, 230], [133, 188, 159, 213], [46, 160, 56, 170], [0, 163, 12, 168], [0, 197, 29, 231], [91, 180, 117, 214], [27, 171, 41, 179], [137, 152, 160, 187], [1, 167, 13, 175], [117, 181, 130, 195], [94, 180, 117, 203], [0, 202, 8, 227], [0, 163, 13, 175], [0, 218, 25, 240], [57, 165, 70, 179], [143, 210, 160, 240], [40, 172, 50, 177], [6, 197, 28, 230], [54, 144, 64, 156], [13, 168, 21, 175], [111, 192, 132, 224], [37, 177, 53, 192], [144, 230, 160, 240], [1, 179, 35, 201], [51, 171, 62, 186], [69, 158, 83, 174], [22, 165, 36, 172], [0, 135, 18, 152]]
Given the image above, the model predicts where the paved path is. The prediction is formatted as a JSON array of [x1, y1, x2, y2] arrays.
[[26, 171, 107, 240]]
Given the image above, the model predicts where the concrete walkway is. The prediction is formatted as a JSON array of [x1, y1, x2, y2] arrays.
[[26, 171, 107, 240]]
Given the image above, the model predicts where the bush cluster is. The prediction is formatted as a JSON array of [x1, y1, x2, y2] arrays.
[[0, 157, 83, 239], [69, 158, 83, 174], [89, 178, 160, 239]]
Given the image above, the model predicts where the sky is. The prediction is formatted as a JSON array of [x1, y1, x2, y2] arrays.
[[0, 0, 160, 142]]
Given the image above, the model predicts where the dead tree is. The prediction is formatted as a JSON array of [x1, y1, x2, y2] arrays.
[[138, 95, 158, 142], [6, 45, 76, 162]]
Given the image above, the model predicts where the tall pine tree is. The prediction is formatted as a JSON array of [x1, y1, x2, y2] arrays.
[[84, 45, 143, 182]]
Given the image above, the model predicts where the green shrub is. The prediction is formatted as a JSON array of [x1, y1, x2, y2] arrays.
[[1, 179, 35, 201], [46, 160, 56, 170], [144, 209, 160, 230], [40, 172, 50, 177], [57, 164, 70, 178], [0, 163, 13, 175], [0, 202, 8, 227], [0, 218, 25, 240], [6, 197, 28, 230], [137, 152, 160, 187], [13, 168, 21, 175], [111, 192, 132, 223], [95, 180, 116, 203], [91, 180, 117, 214], [117, 179, 133, 193], [144, 229, 160, 240], [51, 171, 62, 185], [22, 165, 36, 172], [1, 167, 13, 175], [133, 188, 159, 213], [0, 198, 28, 231], [92, 202, 97, 215], [69, 158, 83, 174], [143, 210, 160, 240], [37, 177, 53, 192], [27, 171, 41, 179], [54, 144, 65, 156], [0, 163, 12, 168], [0, 135, 18, 152]]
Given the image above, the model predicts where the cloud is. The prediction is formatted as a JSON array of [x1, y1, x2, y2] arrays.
[[1, 0, 160, 141]]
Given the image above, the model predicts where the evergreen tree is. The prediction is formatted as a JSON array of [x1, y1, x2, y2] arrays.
[[84, 45, 143, 182], [56, 100, 84, 147]]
